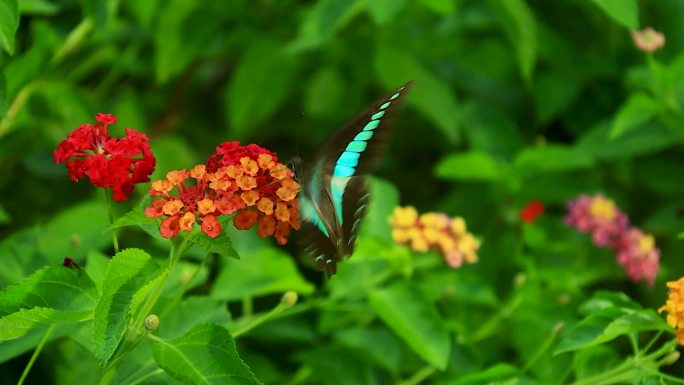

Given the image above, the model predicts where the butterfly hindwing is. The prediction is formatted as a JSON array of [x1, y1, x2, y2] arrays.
[[301, 81, 414, 276]]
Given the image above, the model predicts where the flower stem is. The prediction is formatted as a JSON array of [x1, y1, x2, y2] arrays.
[[398, 366, 436, 385], [233, 301, 288, 338], [103, 189, 120, 254], [17, 324, 56, 385]]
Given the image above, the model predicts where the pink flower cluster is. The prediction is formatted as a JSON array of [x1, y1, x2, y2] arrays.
[[566, 194, 659, 286]]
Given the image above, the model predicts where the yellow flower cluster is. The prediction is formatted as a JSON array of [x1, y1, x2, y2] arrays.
[[658, 277, 684, 345], [389, 206, 479, 268]]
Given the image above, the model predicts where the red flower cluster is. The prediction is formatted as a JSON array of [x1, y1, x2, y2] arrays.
[[145, 142, 300, 243], [566, 194, 660, 286], [53, 113, 155, 202], [520, 200, 545, 224]]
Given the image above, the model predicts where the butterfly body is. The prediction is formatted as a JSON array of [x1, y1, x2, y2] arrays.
[[300, 81, 414, 276]]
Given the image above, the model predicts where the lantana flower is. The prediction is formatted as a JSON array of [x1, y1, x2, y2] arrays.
[[146, 142, 300, 243], [658, 277, 684, 345], [53, 113, 155, 202], [389, 206, 479, 268], [566, 193, 659, 285], [520, 200, 545, 224]]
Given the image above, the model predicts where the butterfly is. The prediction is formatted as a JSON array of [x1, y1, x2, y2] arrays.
[[299, 81, 414, 276]]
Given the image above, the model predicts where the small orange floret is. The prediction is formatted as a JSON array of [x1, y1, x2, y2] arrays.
[[160, 215, 180, 238], [275, 202, 290, 222], [201, 215, 221, 238], [257, 198, 274, 215], [234, 210, 258, 230], [270, 164, 291, 180], [179, 212, 196, 231], [225, 165, 243, 179], [166, 169, 187, 185], [237, 175, 257, 190], [240, 157, 259, 176], [197, 198, 215, 215], [152, 180, 173, 194], [190, 164, 206, 179], [241, 190, 260, 206], [210, 179, 231, 191], [258, 154, 274, 170], [162, 199, 183, 216], [257, 215, 276, 238]]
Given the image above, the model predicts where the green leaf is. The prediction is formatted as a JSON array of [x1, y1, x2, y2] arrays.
[[534, 71, 581, 124], [37, 200, 109, 261], [159, 297, 231, 339], [368, 280, 450, 369], [610, 93, 661, 138], [304, 67, 345, 117], [226, 42, 296, 138], [108, 206, 161, 240], [446, 363, 526, 385], [578, 121, 684, 160], [187, 226, 240, 261], [93, 248, 159, 365], [374, 45, 460, 142], [211, 247, 314, 301], [514, 145, 594, 177], [555, 291, 671, 354], [434, 151, 503, 181], [0, 0, 19, 54], [333, 327, 402, 371], [152, 323, 262, 385], [487, 0, 537, 83], [359, 176, 399, 241], [19, 0, 60, 15], [0, 264, 98, 341], [365, 0, 406, 24], [290, 0, 362, 51], [419, 0, 455, 14], [591, 0, 639, 29]]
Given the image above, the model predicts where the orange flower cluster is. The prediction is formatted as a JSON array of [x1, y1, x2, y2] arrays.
[[389, 206, 479, 268], [658, 277, 684, 345], [145, 153, 300, 243]]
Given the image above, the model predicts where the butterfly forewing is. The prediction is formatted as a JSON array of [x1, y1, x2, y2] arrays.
[[301, 81, 414, 276]]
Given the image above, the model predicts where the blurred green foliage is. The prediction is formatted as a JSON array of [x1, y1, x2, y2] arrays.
[[1, 0, 684, 384]]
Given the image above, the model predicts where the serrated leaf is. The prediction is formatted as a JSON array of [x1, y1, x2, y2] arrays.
[[591, 0, 639, 29], [226, 42, 296, 139], [0, 264, 97, 341], [153, 323, 262, 385], [374, 45, 460, 142], [368, 280, 450, 369], [610, 93, 661, 139], [555, 292, 671, 354], [93, 248, 159, 365], [211, 247, 313, 301], [108, 206, 161, 240], [487, 0, 537, 83], [435, 151, 503, 181], [188, 225, 240, 261], [0, 0, 19, 54]]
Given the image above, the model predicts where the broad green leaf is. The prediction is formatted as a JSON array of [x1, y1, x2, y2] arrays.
[[226, 42, 296, 138], [188, 226, 240, 261], [211, 247, 314, 301], [374, 45, 460, 142], [159, 297, 231, 339], [487, 0, 537, 83], [0, 264, 97, 341], [365, 0, 406, 24], [610, 93, 661, 138], [578, 121, 684, 160], [37, 200, 109, 261], [555, 292, 671, 354], [461, 101, 525, 160], [514, 145, 594, 177], [445, 363, 527, 385], [419, 0, 454, 14], [534, 71, 580, 124], [0, 0, 18, 54], [333, 327, 402, 371], [93, 248, 159, 365], [290, 0, 362, 50], [573, 346, 620, 380], [0, 323, 83, 363], [0, 226, 49, 286], [108, 206, 161, 240], [294, 345, 375, 385], [369, 280, 450, 369], [359, 176, 399, 241], [85, 251, 108, 292], [304, 67, 345, 117], [435, 151, 503, 181], [153, 323, 262, 385], [329, 238, 412, 300], [19, 0, 60, 15], [591, 0, 639, 29]]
